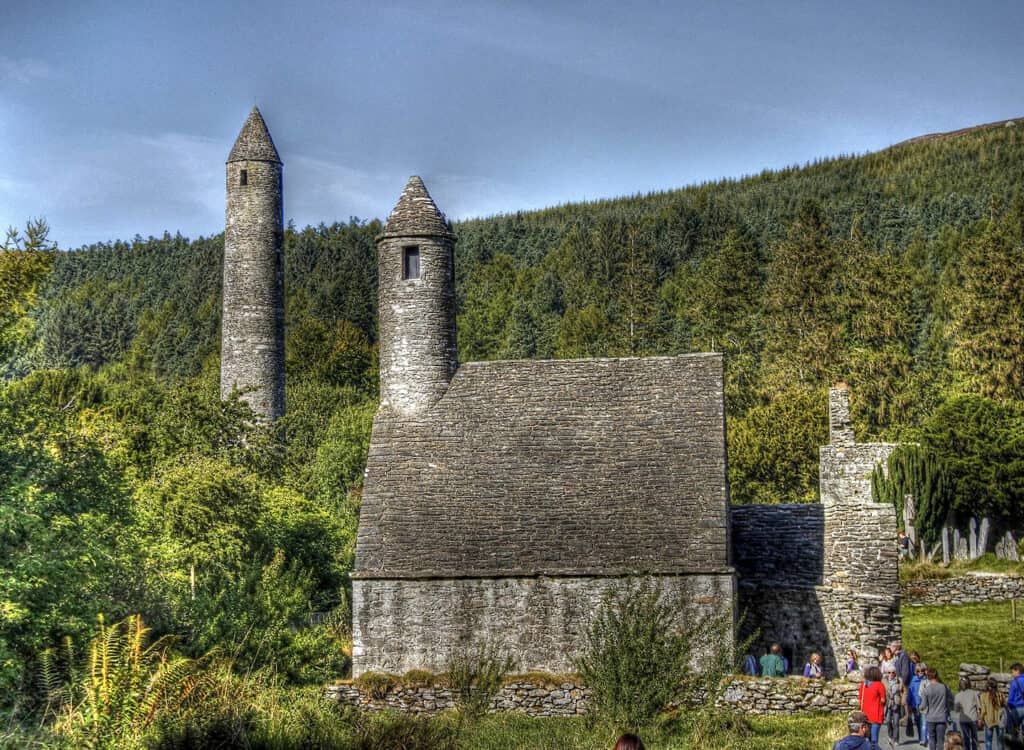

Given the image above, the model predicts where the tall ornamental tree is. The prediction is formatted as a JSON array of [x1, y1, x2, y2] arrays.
[[946, 213, 1024, 400], [871, 444, 952, 554]]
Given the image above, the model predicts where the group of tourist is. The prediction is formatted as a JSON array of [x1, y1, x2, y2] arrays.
[[745, 641, 826, 679], [745, 640, 1024, 750], [846, 640, 1024, 750]]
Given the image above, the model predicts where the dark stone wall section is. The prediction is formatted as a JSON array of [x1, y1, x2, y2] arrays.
[[731, 504, 824, 587]]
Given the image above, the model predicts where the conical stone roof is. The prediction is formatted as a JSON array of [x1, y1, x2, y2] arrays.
[[379, 176, 454, 239], [227, 106, 282, 164]]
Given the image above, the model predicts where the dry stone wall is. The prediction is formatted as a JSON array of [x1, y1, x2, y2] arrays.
[[902, 572, 1024, 606], [329, 675, 864, 717], [328, 680, 591, 717]]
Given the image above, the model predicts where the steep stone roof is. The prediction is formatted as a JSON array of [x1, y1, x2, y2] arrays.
[[379, 176, 454, 239], [355, 353, 731, 579], [227, 106, 282, 164]]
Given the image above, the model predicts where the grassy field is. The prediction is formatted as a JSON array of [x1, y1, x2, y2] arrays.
[[444, 712, 847, 750], [900, 554, 1024, 583], [902, 599, 1024, 681]]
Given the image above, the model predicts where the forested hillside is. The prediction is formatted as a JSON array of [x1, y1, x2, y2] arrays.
[[2, 119, 1023, 721]]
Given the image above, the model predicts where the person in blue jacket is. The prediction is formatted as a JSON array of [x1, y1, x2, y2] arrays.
[[834, 710, 872, 750], [1008, 663, 1024, 740]]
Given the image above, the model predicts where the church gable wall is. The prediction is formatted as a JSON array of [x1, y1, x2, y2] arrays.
[[352, 573, 735, 677]]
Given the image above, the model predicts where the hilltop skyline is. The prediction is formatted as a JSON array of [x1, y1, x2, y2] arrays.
[[1, 0, 1022, 249]]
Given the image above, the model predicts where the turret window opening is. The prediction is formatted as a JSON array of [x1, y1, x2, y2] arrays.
[[240, 169, 248, 186], [403, 246, 420, 280]]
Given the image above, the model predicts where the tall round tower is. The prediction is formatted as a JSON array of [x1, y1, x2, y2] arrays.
[[376, 176, 457, 417], [221, 106, 285, 421]]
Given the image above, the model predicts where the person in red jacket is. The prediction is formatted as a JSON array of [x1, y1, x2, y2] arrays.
[[859, 665, 887, 750]]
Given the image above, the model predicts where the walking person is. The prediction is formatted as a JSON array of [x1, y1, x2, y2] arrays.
[[859, 665, 887, 750], [894, 641, 913, 688], [1008, 663, 1024, 741], [954, 676, 981, 750], [921, 667, 954, 750], [979, 678, 1004, 750], [847, 649, 860, 675], [834, 710, 873, 750], [885, 666, 905, 745], [909, 662, 928, 744], [881, 647, 896, 677]]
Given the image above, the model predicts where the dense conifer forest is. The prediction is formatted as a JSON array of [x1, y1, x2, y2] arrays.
[[2, 119, 1023, 735]]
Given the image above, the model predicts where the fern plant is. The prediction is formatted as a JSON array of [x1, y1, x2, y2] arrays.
[[50, 614, 212, 749]]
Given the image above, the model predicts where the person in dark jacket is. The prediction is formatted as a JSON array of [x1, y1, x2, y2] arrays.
[[894, 640, 913, 688], [833, 710, 873, 750]]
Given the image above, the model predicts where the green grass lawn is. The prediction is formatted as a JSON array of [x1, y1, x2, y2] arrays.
[[460, 713, 847, 750], [902, 599, 1024, 681], [900, 554, 1024, 583]]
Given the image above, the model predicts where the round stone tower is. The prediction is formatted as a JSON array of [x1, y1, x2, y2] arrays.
[[376, 176, 457, 417], [220, 106, 285, 421]]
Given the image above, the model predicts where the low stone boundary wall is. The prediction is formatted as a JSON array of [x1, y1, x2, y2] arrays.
[[958, 663, 1015, 693], [328, 680, 591, 717], [901, 572, 1024, 607], [329, 675, 863, 717], [718, 676, 860, 715]]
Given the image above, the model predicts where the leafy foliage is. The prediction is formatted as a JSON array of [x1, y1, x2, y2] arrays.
[[871, 444, 953, 553], [574, 580, 734, 733], [445, 642, 517, 720]]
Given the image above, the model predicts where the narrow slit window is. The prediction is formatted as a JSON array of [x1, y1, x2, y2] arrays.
[[239, 169, 248, 186], [403, 246, 420, 280]]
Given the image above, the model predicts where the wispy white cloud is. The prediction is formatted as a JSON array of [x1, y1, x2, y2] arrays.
[[0, 56, 51, 84]]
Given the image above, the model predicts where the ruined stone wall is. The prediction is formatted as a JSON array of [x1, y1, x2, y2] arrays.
[[221, 158, 285, 420], [376, 234, 457, 417], [817, 388, 901, 668], [731, 388, 901, 678], [351, 574, 735, 677]]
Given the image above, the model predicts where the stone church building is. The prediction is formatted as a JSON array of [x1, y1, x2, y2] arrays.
[[218, 110, 901, 680]]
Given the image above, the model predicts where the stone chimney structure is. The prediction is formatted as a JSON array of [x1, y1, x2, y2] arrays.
[[375, 176, 457, 417], [819, 383, 900, 665], [829, 383, 856, 446], [220, 107, 285, 421]]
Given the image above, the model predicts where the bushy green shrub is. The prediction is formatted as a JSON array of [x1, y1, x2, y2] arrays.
[[445, 642, 516, 720], [574, 579, 734, 733], [353, 671, 396, 699]]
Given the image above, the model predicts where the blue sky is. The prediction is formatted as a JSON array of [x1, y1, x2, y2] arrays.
[[1, 0, 1022, 249]]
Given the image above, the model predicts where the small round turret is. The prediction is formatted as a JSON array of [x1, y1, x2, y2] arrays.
[[376, 176, 457, 416], [221, 106, 285, 421]]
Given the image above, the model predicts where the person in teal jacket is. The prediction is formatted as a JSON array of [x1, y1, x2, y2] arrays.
[[759, 643, 787, 678]]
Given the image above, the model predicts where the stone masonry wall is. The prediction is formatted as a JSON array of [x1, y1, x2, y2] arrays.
[[902, 572, 1024, 607], [351, 574, 734, 677], [329, 675, 864, 717]]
